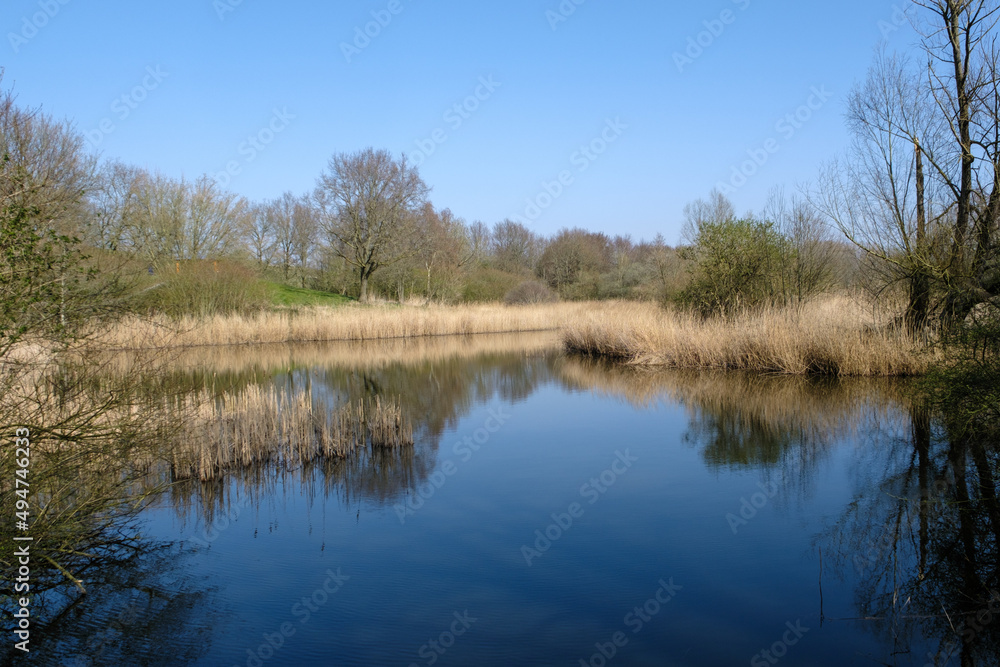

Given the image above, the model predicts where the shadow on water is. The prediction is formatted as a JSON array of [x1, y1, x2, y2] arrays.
[[1, 542, 218, 667], [17, 332, 1000, 665]]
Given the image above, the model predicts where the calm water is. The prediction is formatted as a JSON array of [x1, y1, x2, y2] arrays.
[[13, 334, 1000, 666]]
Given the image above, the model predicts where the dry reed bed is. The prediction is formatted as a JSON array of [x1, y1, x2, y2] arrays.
[[97, 302, 597, 350], [168, 387, 413, 481], [105, 331, 563, 377], [1, 354, 414, 486], [563, 297, 932, 376]]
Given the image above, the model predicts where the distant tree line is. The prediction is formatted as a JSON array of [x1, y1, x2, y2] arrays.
[[6, 2, 1000, 331], [49, 138, 864, 311]]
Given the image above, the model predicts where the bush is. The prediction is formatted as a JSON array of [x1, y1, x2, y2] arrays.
[[461, 267, 524, 303], [504, 280, 559, 305], [134, 260, 269, 317], [677, 217, 789, 316]]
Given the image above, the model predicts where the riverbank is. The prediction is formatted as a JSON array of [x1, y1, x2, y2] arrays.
[[562, 297, 931, 376], [95, 302, 597, 350], [95, 297, 933, 377]]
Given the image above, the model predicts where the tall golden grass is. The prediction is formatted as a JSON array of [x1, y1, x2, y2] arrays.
[[107, 331, 563, 377], [94, 295, 931, 375], [97, 302, 595, 350], [167, 388, 413, 481], [562, 296, 933, 376]]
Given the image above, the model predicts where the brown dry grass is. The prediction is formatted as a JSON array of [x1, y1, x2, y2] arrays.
[[92, 295, 931, 376], [562, 296, 933, 376], [166, 388, 413, 481], [107, 331, 563, 377], [96, 302, 595, 350]]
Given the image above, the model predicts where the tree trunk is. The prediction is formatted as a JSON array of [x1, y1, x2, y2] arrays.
[[943, 3, 975, 329], [359, 271, 369, 303], [907, 141, 930, 335]]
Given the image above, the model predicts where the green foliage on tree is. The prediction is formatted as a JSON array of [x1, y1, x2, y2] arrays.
[[678, 217, 790, 316]]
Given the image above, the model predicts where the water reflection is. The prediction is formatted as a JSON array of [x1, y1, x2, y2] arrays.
[[557, 356, 905, 470], [1, 543, 217, 667], [109, 334, 1000, 664], [819, 404, 1000, 665], [160, 334, 562, 524], [159, 339, 914, 518]]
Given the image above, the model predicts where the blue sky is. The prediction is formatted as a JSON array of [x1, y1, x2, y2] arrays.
[[2, 0, 916, 242]]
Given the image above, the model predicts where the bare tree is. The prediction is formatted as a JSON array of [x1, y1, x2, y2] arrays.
[[127, 172, 246, 264], [292, 195, 318, 287], [817, 2, 1000, 331], [268, 191, 297, 281], [243, 201, 275, 269], [681, 188, 736, 245], [0, 81, 95, 239], [610, 234, 635, 292], [87, 160, 143, 252], [915, 0, 1000, 324], [466, 220, 491, 265], [491, 219, 540, 274], [184, 175, 246, 260], [129, 170, 185, 263], [763, 187, 838, 306], [814, 47, 949, 330], [314, 148, 428, 302]]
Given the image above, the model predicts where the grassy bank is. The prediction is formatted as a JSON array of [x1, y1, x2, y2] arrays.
[[562, 297, 932, 376], [98, 296, 933, 376], [265, 282, 354, 308], [97, 301, 596, 349]]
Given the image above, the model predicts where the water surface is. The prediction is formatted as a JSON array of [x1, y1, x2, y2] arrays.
[[16, 333, 1000, 666]]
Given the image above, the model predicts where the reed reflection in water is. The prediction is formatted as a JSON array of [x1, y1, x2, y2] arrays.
[[120, 333, 1000, 665]]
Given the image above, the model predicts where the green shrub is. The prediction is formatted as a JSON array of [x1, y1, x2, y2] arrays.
[[677, 217, 789, 316], [461, 267, 524, 303], [135, 260, 269, 317]]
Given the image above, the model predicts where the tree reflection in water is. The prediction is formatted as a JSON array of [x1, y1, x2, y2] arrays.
[[820, 403, 1000, 666], [162, 333, 563, 528], [66, 334, 1000, 666], [1, 542, 217, 667], [558, 355, 1000, 664]]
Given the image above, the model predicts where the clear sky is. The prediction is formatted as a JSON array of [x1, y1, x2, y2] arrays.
[[1, 0, 917, 243]]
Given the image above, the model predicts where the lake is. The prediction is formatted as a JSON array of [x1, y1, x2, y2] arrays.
[[16, 333, 999, 666]]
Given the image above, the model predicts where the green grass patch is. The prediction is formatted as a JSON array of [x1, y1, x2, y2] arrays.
[[266, 282, 354, 308]]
